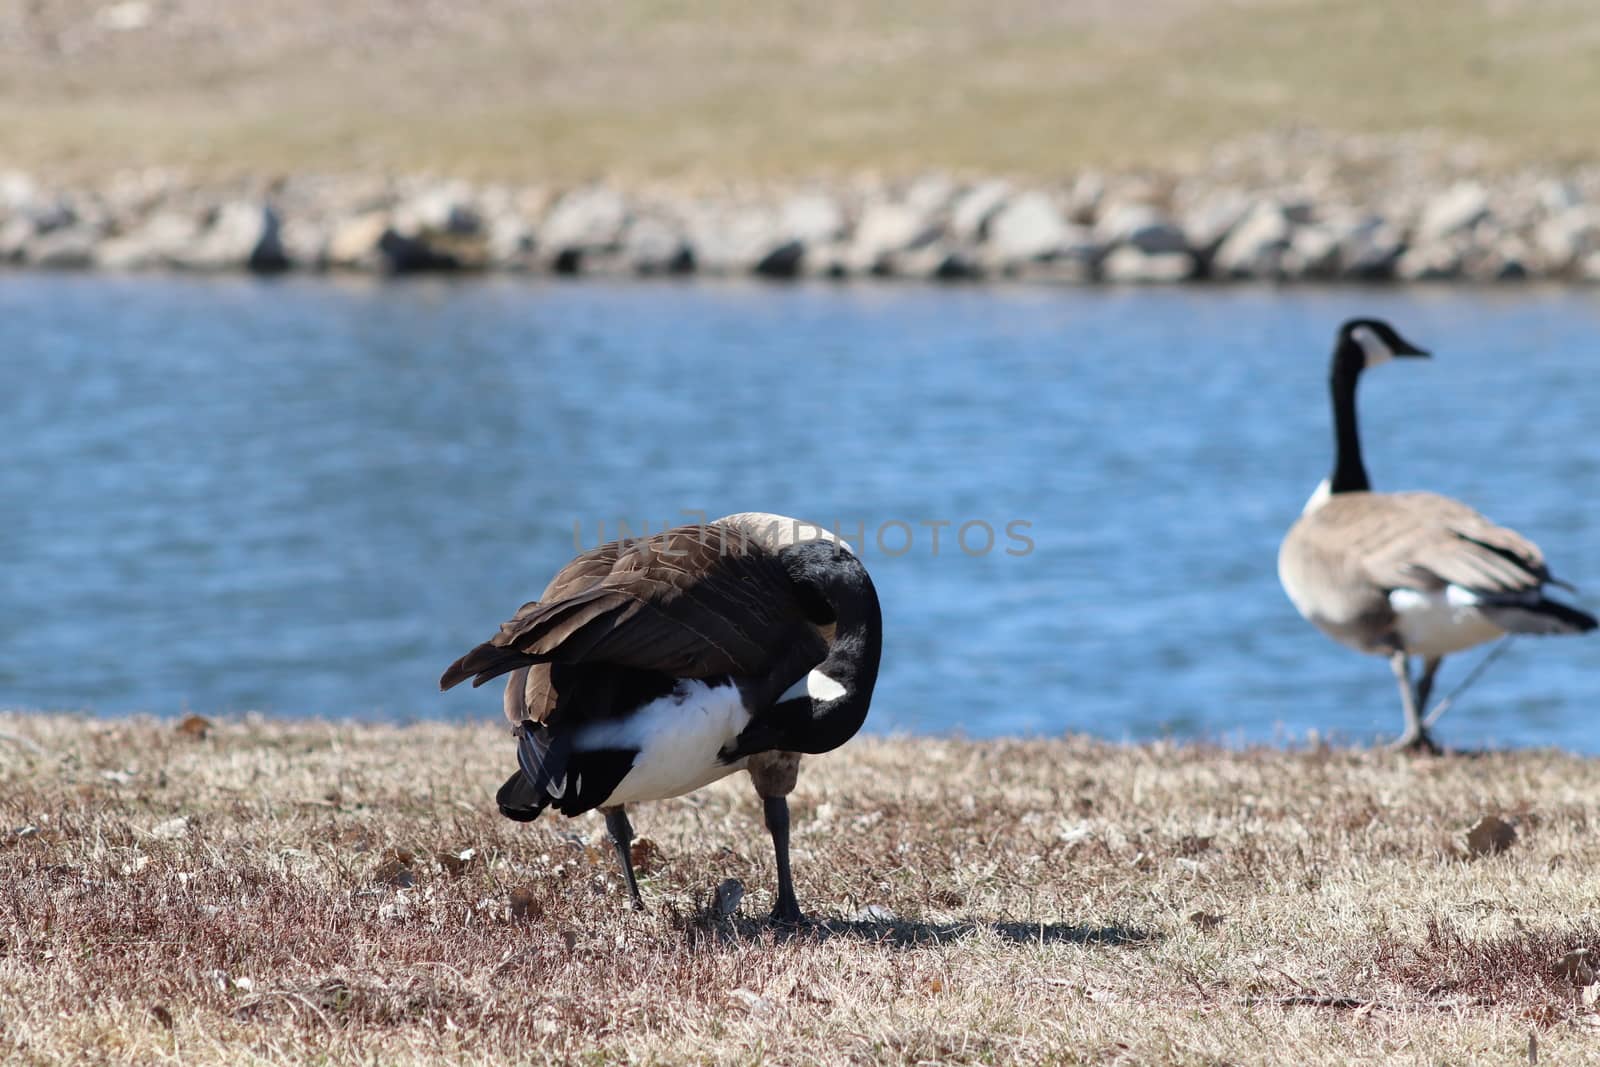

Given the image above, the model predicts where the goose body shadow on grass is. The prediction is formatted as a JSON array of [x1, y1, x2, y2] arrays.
[[440, 512, 882, 924], [1277, 319, 1596, 753]]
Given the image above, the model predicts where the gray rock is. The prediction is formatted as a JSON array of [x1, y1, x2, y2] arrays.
[[1211, 202, 1295, 278], [623, 215, 693, 275], [279, 217, 331, 270], [29, 227, 98, 269], [1534, 208, 1600, 273], [1094, 202, 1188, 255], [1337, 219, 1405, 280], [684, 205, 782, 274], [799, 241, 853, 279], [0, 216, 35, 262], [95, 211, 200, 270], [0, 171, 38, 216], [850, 201, 938, 267], [779, 192, 845, 244], [904, 174, 956, 216], [1179, 190, 1253, 256], [1066, 172, 1107, 225], [1012, 249, 1097, 284], [1282, 225, 1342, 280], [396, 182, 481, 237], [949, 180, 1010, 242], [327, 212, 389, 270], [485, 213, 537, 270], [987, 192, 1070, 262], [540, 186, 629, 255], [1100, 245, 1195, 283], [377, 229, 469, 274], [183, 202, 287, 272], [1394, 237, 1467, 282], [753, 240, 804, 279], [1537, 179, 1583, 214], [1578, 250, 1600, 283], [896, 241, 980, 281], [1461, 232, 1533, 282], [1417, 182, 1490, 242]]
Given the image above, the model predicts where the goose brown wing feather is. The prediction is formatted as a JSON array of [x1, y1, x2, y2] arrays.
[[1359, 492, 1549, 596], [440, 522, 830, 725]]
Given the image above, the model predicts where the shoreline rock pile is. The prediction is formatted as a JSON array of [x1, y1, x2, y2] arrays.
[[7, 145, 1600, 284]]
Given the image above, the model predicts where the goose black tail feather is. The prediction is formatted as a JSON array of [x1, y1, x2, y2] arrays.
[[1484, 596, 1598, 636], [494, 721, 574, 822], [495, 770, 548, 822]]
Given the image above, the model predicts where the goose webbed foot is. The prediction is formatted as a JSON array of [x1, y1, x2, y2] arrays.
[[1387, 650, 1442, 756], [1387, 726, 1442, 755], [603, 806, 645, 910]]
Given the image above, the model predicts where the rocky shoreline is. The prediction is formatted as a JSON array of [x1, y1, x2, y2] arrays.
[[8, 143, 1600, 284]]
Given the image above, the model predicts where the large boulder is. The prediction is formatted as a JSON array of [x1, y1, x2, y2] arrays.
[[1416, 182, 1490, 242], [779, 192, 846, 245], [1177, 189, 1253, 259], [1100, 245, 1195, 284], [1394, 236, 1468, 282], [1211, 201, 1295, 278], [540, 186, 629, 265], [29, 226, 99, 269], [622, 215, 694, 275], [849, 200, 939, 271], [949, 180, 1010, 243], [395, 182, 482, 237], [95, 211, 200, 270], [326, 212, 390, 270], [683, 204, 788, 275], [1534, 207, 1600, 274], [1094, 202, 1189, 255], [182, 202, 288, 272], [986, 191, 1071, 262]]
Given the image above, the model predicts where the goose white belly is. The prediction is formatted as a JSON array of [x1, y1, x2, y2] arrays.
[[1388, 586, 1505, 659], [572, 678, 752, 807]]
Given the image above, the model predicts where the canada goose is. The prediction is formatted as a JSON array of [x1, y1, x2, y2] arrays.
[[440, 512, 882, 922], [1278, 319, 1595, 752]]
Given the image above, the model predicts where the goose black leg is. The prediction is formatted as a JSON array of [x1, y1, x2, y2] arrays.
[[1415, 656, 1443, 717], [763, 795, 804, 926], [602, 805, 644, 910], [1387, 651, 1440, 754]]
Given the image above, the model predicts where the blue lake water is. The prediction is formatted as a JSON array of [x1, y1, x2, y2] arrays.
[[3, 275, 1597, 750]]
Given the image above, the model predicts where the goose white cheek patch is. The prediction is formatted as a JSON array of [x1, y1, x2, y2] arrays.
[[1352, 325, 1395, 367], [778, 670, 848, 706]]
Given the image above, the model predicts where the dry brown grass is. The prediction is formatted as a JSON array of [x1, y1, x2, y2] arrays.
[[4, 712, 1600, 1064], [6, 1, 1600, 181]]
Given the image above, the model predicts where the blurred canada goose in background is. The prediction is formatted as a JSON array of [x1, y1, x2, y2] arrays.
[[440, 512, 882, 923], [1279, 319, 1595, 752]]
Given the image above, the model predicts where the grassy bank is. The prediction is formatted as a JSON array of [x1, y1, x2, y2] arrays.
[[6, 1, 1600, 182], [3, 713, 1600, 1064]]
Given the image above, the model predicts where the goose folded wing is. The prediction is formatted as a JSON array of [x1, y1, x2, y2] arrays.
[[1362, 494, 1550, 597], [442, 523, 829, 689]]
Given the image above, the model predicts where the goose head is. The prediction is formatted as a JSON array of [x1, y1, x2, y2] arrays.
[[1332, 317, 1430, 377]]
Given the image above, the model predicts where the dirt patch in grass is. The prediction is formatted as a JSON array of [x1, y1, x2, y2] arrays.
[[3, 713, 1600, 1064]]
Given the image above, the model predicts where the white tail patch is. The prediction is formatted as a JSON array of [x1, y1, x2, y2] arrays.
[[778, 669, 848, 706], [574, 679, 751, 807], [1388, 585, 1504, 658]]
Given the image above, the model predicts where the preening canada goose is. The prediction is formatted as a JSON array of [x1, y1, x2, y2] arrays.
[[440, 512, 882, 922], [1278, 319, 1596, 752]]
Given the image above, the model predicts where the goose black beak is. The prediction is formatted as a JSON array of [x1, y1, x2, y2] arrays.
[[1395, 337, 1430, 358]]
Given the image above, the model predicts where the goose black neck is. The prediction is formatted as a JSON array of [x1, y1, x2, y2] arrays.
[[1327, 361, 1370, 495], [800, 579, 883, 754]]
